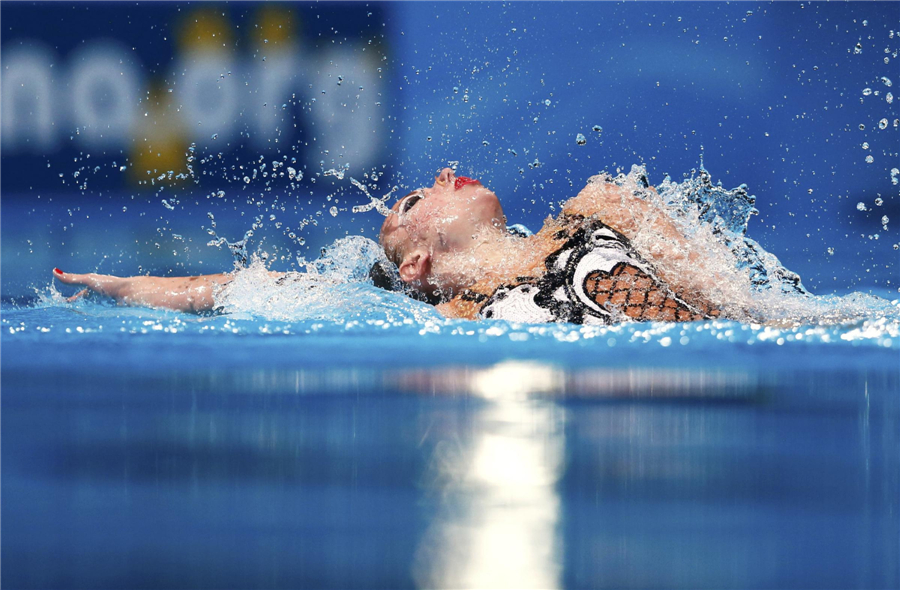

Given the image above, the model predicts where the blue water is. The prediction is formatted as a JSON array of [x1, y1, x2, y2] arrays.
[[3, 294, 899, 589]]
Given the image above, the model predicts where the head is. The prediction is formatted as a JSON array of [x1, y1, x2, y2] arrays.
[[379, 167, 506, 301]]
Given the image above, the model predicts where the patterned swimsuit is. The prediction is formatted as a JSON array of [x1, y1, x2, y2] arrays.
[[452, 218, 718, 324]]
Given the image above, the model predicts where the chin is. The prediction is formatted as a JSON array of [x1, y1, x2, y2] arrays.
[[472, 187, 505, 221]]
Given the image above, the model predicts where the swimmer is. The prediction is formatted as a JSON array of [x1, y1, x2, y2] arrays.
[[54, 167, 746, 324]]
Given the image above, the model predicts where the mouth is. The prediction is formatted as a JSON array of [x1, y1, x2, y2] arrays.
[[454, 176, 480, 190]]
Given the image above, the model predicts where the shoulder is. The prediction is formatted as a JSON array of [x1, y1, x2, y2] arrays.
[[436, 288, 490, 320], [560, 172, 657, 238]]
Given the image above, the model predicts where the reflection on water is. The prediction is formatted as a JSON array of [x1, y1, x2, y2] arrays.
[[392, 363, 757, 400], [412, 362, 565, 589], [2, 361, 898, 589]]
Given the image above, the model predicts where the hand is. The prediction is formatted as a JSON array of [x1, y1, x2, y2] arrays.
[[53, 268, 128, 303]]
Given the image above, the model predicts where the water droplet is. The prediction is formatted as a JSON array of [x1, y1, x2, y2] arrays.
[[243, 176, 251, 184], [575, 133, 587, 146], [862, 87, 873, 96], [879, 118, 889, 129], [543, 99, 551, 106], [882, 215, 890, 225], [426, 136, 432, 142], [875, 197, 884, 206], [859, 124, 866, 130], [887, 92, 895, 104], [807, 188, 814, 194], [453, 86, 459, 94], [862, 142, 870, 149], [211, 133, 218, 140], [592, 125, 602, 133], [881, 76, 893, 87], [337, 75, 343, 86], [857, 202, 867, 211], [122, 206, 128, 213], [827, 247, 834, 255], [866, 155, 874, 163], [854, 43, 863, 54], [329, 206, 338, 217], [217, 190, 226, 198]]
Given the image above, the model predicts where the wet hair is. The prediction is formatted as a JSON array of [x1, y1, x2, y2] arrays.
[[368, 259, 402, 291], [368, 258, 441, 305], [372, 207, 406, 290], [380, 229, 404, 269], [378, 212, 406, 269]]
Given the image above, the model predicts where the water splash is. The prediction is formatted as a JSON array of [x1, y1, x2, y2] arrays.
[[654, 165, 807, 295], [323, 164, 350, 180], [14, 285, 899, 351], [607, 165, 897, 327], [214, 236, 437, 323], [205, 212, 253, 267], [349, 178, 396, 216]]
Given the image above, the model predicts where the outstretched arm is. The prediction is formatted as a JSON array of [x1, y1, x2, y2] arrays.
[[53, 268, 234, 313]]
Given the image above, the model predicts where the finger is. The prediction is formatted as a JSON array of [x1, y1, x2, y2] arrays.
[[53, 268, 92, 286], [54, 269, 118, 293], [66, 288, 90, 303]]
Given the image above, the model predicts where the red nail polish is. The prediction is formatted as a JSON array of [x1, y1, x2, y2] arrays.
[[54, 268, 63, 274]]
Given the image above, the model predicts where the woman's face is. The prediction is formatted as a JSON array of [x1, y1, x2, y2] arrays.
[[381, 167, 506, 259]]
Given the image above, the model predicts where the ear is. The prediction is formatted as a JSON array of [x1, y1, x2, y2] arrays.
[[398, 248, 431, 286]]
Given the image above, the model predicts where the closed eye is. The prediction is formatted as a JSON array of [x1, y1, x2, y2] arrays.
[[401, 192, 424, 214]]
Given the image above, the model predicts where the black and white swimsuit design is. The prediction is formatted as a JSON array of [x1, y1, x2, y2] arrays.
[[476, 219, 714, 325]]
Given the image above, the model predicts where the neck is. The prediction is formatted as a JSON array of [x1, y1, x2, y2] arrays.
[[429, 226, 548, 299]]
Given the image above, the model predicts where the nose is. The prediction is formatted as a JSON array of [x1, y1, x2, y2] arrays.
[[434, 167, 455, 188]]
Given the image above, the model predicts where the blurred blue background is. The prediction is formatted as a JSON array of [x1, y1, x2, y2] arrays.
[[2, 1, 897, 296]]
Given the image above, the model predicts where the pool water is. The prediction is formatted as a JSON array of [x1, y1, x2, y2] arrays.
[[2, 295, 898, 589]]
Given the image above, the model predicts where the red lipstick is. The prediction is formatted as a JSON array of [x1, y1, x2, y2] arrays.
[[454, 176, 479, 190]]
